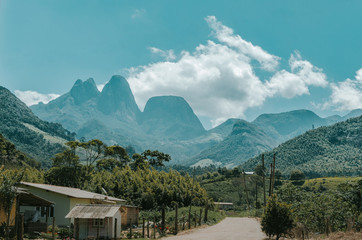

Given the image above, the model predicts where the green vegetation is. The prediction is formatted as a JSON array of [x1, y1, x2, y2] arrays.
[[261, 195, 294, 240], [0, 168, 24, 240], [0, 134, 40, 168], [44, 139, 208, 210], [277, 180, 362, 235], [0, 86, 75, 167], [242, 116, 362, 177]]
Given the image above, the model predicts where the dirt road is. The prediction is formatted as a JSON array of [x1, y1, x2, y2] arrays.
[[163, 217, 266, 240]]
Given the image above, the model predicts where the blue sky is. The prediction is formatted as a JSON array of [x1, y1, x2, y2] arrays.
[[0, 0, 361, 128]]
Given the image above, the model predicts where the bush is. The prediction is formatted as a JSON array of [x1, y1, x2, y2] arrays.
[[261, 195, 294, 240]]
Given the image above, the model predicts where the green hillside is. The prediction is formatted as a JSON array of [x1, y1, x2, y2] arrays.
[[0, 86, 75, 167], [242, 116, 362, 177], [188, 120, 276, 168], [0, 133, 40, 168]]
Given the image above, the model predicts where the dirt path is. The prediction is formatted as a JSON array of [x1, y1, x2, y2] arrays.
[[163, 217, 266, 240]]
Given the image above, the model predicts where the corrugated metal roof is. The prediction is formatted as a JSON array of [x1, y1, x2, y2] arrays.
[[20, 182, 125, 203], [65, 205, 121, 219]]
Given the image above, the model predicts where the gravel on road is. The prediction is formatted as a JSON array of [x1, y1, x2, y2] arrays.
[[162, 217, 266, 240]]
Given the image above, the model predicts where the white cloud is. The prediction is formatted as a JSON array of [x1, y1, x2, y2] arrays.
[[266, 51, 328, 98], [328, 68, 362, 111], [127, 16, 327, 127], [205, 16, 280, 71], [14, 90, 59, 106], [97, 84, 105, 92], [149, 47, 176, 61], [131, 9, 146, 19]]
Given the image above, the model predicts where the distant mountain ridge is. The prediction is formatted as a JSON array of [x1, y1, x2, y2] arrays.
[[188, 109, 361, 167], [241, 115, 362, 177], [28, 76, 361, 167], [0, 86, 74, 167]]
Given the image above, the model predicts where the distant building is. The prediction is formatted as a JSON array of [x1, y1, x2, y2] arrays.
[[213, 202, 233, 210], [19, 182, 133, 227]]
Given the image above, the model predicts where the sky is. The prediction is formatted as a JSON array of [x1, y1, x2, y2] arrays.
[[0, 0, 361, 128]]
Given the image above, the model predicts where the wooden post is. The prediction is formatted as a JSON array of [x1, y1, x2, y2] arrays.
[[147, 219, 150, 238], [52, 217, 56, 240], [262, 154, 266, 206], [204, 204, 208, 223], [242, 171, 250, 209], [129, 218, 132, 239], [114, 218, 118, 240], [46, 207, 49, 227], [161, 206, 165, 232], [199, 208, 202, 225], [75, 218, 79, 240], [188, 208, 191, 229], [271, 154, 276, 195], [255, 180, 258, 208], [174, 203, 178, 235], [194, 211, 197, 228], [97, 220, 100, 240], [269, 163, 273, 197], [142, 218, 145, 238], [182, 215, 185, 230], [153, 216, 156, 239], [18, 214, 24, 240]]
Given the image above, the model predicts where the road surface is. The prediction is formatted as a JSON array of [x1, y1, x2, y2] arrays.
[[163, 217, 266, 240]]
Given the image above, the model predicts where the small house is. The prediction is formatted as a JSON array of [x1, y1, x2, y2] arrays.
[[20, 182, 126, 226], [66, 204, 123, 240]]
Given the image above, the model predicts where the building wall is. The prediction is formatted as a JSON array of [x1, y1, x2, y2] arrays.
[[121, 207, 139, 226], [76, 211, 122, 240], [0, 200, 16, 226], [19, 185, 71, 226]]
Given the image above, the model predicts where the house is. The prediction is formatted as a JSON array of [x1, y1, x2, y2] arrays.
[[66, 204, 123, 240], [19, 182, 126, 226], [0, 187, 54, 238]]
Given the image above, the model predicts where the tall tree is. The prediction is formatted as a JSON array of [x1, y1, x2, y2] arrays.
[[0, 168, 23, 240]]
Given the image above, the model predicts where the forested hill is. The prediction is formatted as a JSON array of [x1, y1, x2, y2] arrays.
[[0, 86, 75, 167], [0, 133, 40, 168], [242, 115, 362, 177]]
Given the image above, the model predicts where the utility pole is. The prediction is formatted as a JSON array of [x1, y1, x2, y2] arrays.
[[262, 154, 266, 206]]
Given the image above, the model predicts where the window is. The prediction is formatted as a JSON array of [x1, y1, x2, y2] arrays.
[[93, 219, 104, 227]]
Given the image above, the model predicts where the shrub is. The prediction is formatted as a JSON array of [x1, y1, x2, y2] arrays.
[[261, 195, 294, 240]]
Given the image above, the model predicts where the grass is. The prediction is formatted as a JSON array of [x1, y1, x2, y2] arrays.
[[303, 176, 362, 191]]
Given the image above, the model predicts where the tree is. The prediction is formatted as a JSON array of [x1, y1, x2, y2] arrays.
[[104, 145, 130, 168], [261, 195, 294, 240], [290, 169, 305, 186], [141, 150, 171, 167], [0, 168, 23, 240], [130, 153, 149, 170]]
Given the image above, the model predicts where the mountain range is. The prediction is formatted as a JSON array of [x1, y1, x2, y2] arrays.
[[1, 75, 360, 168], [241, 115, 362, 177]]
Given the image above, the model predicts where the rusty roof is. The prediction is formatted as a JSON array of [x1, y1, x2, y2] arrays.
[[65, 204, 122, 219], [21, 182, 125, 203]]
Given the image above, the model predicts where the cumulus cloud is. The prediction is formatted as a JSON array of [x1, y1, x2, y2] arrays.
[[266, 51, 327, 98], [149, 47, 176, 61], [205, 16, 280, 71], [128, 16, 327, 126], [14, 90, 59, 106], [328, 68, 362, 111]]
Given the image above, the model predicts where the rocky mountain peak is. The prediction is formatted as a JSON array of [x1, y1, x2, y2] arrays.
[[70, 78, 100, 105], [140, 96, 205, 139], [97, 75, 140, 121]]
